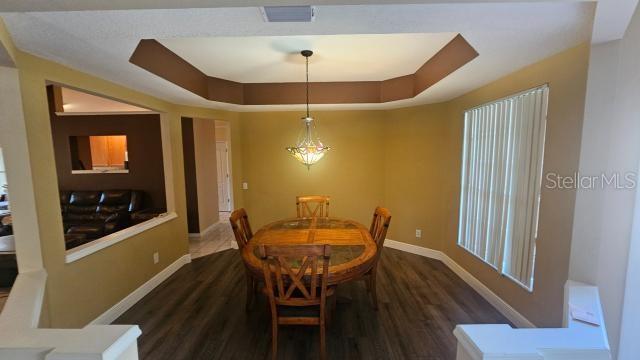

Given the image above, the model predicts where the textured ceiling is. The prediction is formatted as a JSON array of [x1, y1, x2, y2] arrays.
[[159, 33, 458, 83], [1, 2, 594, 111], [0, 0, 634, 44]]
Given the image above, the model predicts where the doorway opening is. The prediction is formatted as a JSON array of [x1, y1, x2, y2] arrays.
[[182, 118, 234, 259], [215, 120, 233, 218]]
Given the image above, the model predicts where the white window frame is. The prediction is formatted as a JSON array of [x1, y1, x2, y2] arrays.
[[457, 85, 549, 291]]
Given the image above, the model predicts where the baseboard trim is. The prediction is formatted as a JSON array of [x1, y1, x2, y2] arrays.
[[383, 239, 444, 260], [383, 239, 535, 328], [91, 254, 192, 325]]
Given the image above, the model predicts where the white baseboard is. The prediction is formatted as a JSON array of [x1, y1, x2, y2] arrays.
[[91, 254, 192, 325], [383, 239, 535, 329], [384, 239, 444, 260], [439, 253, 535, 328]]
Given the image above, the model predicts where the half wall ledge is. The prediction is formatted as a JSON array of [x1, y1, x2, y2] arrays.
[[454, 281, 611, 360]]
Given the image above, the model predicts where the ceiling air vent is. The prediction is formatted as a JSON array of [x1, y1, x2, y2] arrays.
[[261, 6, 316, 22]]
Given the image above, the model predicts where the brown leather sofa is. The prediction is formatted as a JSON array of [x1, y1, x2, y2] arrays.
[[60, 190, 162, 249]]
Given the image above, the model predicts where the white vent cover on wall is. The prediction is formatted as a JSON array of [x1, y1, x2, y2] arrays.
[[261, 6, 316, 22]]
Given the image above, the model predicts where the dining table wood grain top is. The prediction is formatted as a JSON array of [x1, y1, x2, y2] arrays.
[[241, 217, 377, 285]]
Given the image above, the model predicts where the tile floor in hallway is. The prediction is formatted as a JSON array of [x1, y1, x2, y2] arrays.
[[188, 211, 235, 259]]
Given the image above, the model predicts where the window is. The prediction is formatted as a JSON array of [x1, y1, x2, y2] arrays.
[[46, 85, 170, 261], [457, 85, 549, 290], [70, 135, 129, 173]]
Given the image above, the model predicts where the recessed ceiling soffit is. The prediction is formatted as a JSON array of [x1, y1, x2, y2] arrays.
[[129, 34, 478, 105]]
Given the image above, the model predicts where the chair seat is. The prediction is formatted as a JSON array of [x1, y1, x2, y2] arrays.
[[64, 233, 90, 249], [67, 224, 104, 239], [277, 305, 321, 320], [262, 285, 336, 300]]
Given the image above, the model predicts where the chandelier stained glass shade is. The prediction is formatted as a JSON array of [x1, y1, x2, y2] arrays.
[[286, 116, 330, 168], [285, 50, 330, 168]]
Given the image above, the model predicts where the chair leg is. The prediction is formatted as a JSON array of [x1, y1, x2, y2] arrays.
[[271, 318, 279, 360], [364, 272, 371, 293], [369, 269, 378, 310], [245, 275, 254, 311], [326, 293, 336, 327], [319, 320, 326, 360]]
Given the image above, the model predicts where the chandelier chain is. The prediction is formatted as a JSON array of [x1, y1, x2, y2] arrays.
[[286, 49, 330, 169], [306, 55, 310, 118]]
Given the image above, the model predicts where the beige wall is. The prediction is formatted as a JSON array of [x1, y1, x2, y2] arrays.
[[11, 45, 237, 327], [0, 19, 17, 66], [4, 14, 590, 329], [441, 43, 590, 327], [572, 5, 640, 357], [193, 118, 220, 232], [238, 110, 386, 228], [237, 44, 590, 327], [383, 103, 451, 250]]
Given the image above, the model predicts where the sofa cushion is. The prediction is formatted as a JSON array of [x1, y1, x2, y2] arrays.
[[64, 211, 100, 223], [60, 189, 152, 247], [100, 190, 131, 206], [60, 191, 70, 215], [129, 191, 144, 212], [60, 191, 71, 204], [64, 233, 90, 250], [131, 208, 163, 225], [67, 224, 104, 239], [97, 204, 129, 215], [69, 191, 101, 206]]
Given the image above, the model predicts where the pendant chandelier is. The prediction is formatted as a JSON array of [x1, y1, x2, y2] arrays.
[[286, 50, 330, 169]]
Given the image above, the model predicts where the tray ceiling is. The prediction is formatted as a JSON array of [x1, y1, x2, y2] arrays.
[[158, 33, 458, 83], [0, 2, 595, 110]]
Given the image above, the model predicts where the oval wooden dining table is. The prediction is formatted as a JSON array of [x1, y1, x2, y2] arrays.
[[241, 217, 377, 285]]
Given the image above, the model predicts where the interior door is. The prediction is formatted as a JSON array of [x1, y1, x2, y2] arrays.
[[216, 141, 231, 212]]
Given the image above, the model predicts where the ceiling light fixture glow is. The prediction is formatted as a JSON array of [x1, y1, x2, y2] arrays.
[[286, 50, 330, 169]]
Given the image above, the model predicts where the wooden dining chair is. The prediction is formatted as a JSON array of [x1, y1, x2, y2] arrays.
[[259, 244, 334, 360], [365, 206, 392, 310], [229, 208, 253, 249], [296, 195, 330, 218], [229, 208, 257, 311]]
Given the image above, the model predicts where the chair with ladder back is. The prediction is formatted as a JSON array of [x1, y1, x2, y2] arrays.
[[259, 244, 334, 360], [296, 195, 330, 218]]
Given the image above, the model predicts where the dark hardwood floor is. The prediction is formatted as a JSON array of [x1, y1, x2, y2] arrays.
[[115, 247, 511, 360]]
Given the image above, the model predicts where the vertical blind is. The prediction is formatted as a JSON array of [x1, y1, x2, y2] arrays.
[[457, 85, 548, 290]]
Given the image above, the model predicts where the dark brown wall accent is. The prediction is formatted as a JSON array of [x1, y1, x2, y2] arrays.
[[51, 85, 64, 112], [242, 81, 382, 105], [412, 34, 479, 93], [130, 39, 210, 99], [380, 75, 414, 102], [47, 87, 167, 209], [129, 34, 478, 105], [181, 117, 200, 234], [208, 77, 244, 104], [69, 135, 92, 169]]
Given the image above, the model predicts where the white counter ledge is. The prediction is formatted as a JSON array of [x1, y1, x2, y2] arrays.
[[453, 281, 611, 360]]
